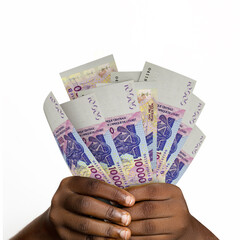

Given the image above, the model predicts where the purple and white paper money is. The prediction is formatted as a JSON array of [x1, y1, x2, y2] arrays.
[[60, 55, 118, 99], [43, 92, 112, 184], [162, 94, 205, 181], [79, 81, 153, 186], [165, 125, 206, 184], [111, 74, 158, 174], [138, 62, 196, 180], [61, 93, 128, 188]]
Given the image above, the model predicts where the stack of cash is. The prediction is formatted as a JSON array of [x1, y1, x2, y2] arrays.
[[44, 55, 206, 188]]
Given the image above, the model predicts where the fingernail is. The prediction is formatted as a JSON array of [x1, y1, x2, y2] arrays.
[[125, 195, 134, 205], [121, 214, 130, 225], [120, 229, 130, 240]]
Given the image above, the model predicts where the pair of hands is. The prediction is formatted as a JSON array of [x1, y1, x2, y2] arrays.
[[48, 176, 193, 240]]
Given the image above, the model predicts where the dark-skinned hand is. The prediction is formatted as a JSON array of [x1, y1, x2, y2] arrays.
[[11, 177, 218, 240], [47, 176, 135, 240], [123, 183, 194, 240]]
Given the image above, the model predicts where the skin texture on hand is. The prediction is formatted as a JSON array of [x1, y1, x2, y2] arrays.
[[124, 183, 191, 239], [10, 177, 218, 240], [11, 177, 135, 240], [124, 183, 218, 240], [47, 177, 135, 239]]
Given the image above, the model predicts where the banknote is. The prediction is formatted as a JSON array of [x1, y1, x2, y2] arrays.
[[134, 82, 158, 171], [165, 125, 206, 185], [61, 93, 129, 188], [162, 94, 205, 180], [138, 62, 196, 179], [79, 81, 153, 186], [43, 92, 112, 184], [60, 55, 118, 100], [111, 72, 158, 171], [111, 71, 141, 82], [98, 80, 158, 173]]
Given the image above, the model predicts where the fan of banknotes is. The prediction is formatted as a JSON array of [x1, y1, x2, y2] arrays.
[[44, 55, 206, 188]]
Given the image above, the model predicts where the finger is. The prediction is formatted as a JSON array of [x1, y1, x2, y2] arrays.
[[61, 209, 131, 239], [67, 177, 135, 207], [58, 230, 118, 240], [126, 183, 179, 202], [91, 237, 118, 240], [65, 193, 131, 226], [130, 235, 173, 240], [57, 226, 87, 240], [123, 200, 175, 220], [129, 218, 173, 236]]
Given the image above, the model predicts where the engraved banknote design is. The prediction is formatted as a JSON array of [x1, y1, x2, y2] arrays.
[[44, 92, 112, 183]]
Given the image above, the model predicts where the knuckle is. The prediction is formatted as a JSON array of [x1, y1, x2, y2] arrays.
[[51, 193, 59, 208], [111, 188, 123, 201], [105, 225, 115, 237], [52, 180, 71, 208], [87, 178, 102, 193], [146, 184, 159, 198], [143, 220, 156, 234], [48, 208, 59, 226], [171, 184, 183, 197], [60, 177, 71, 188], [63, 193, 72, 208], [68, 176, 83, 188], [142, 201, 155, 216], [78, 220, 89, 234], [105, 206, 117, 220], [77, 196, 91, 212]]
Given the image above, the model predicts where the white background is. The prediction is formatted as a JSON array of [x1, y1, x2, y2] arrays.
[[1, 0, 240, 239]]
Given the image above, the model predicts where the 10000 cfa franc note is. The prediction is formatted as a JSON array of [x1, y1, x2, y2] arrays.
[[43, 92, 112, 184], [134, 82, 158, 172], [79, 81, 153, 186], [60, 55, 117, 100], [61, 93, 129, 188], [110, 73, 158, 174], [165, 125, 206, 185], [138, 62, 196, 180], [162, 94, 205, 180]]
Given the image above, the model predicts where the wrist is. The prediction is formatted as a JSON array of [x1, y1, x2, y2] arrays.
[[10, 208, 60, 240]]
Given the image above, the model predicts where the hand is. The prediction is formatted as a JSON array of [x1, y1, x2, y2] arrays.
[[11, 180, 218, 240], [47, 176, 135, 240], [123, 183, 193, 240]]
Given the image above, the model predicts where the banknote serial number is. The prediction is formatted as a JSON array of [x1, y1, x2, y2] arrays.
[[144, 67, 151, 81]]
